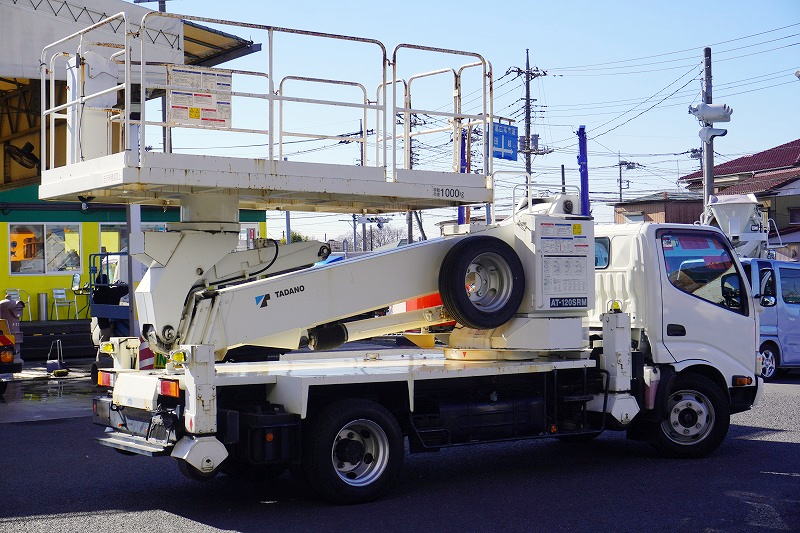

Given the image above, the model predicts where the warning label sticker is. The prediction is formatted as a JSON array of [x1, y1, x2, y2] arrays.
[[167, 65, 231, 128]]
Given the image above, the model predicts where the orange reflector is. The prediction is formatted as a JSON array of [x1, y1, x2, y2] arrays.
[[0, 351, 13, 363], [732, 375, 753, 387], [97, 371, 115, 388], [159, 379, 181, 398], [265, 432, 274, 442]]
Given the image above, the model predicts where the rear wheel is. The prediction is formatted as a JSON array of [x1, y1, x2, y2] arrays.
[[302, 399, 403, 504], [650, 373, 729, 458], [438, 236, 525, 329]]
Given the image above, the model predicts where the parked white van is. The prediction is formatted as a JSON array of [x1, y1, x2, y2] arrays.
[[741, 258, 800, 379]]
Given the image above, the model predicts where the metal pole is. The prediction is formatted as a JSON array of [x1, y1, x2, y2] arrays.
[[577, 125, 590, 216], [126, 204, 141, 338], [561, 164, 566, 193], [702, 47, 714, 220], [524, 49, 531, 183], [352, 214, 357, 250], [285, 211, 291, 243], [457, 129, 466, 225], [618, 152, 623, 202], [362, 220, 367, 252], [407, 211, 413, 244]]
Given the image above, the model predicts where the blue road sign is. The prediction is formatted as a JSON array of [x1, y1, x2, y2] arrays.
[[491, 122, 518, 161]]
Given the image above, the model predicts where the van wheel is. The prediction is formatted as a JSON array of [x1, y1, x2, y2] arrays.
[[760, 344, 783, 381], [302, 399, 403, 504], [650, 373, 729, 458], [438, 236, 525, 329]]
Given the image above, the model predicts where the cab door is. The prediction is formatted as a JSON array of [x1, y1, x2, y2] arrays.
[[777, 267, 800, 364], [657, 229, 757, 376]]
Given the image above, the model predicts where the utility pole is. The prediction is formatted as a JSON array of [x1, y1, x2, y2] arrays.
[[689, 47, 731, 223], [702, 47, 714, 212], [352, 213, 357, 250], [617, 154, 637, 202], [561, 164, 566, 193], [508, 50, 547, 187], [362, 219, 367, 252]]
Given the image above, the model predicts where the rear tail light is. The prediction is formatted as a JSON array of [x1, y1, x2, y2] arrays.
[[0, 351, 13, 363], [97, 371, 116, 388], [159, 379, 181, 398]]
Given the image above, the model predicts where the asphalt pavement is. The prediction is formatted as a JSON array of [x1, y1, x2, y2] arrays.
[[1, 369, 799, 532]]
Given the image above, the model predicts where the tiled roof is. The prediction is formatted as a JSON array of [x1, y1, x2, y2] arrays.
[[613, 190, 702, 205], [718, 167, 800, 195], [681, 139, 800, 181]]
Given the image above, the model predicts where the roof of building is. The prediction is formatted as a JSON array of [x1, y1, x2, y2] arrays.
[[680, 139, 800, 182], [612, 190, 702, 206], [718, 167, 800, 196]]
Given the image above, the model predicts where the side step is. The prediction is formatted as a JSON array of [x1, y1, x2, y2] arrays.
[[96, 430, 172, 456]]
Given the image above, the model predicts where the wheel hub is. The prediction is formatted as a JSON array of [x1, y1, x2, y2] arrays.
[[334, 437, 365, 464], [330, 418, 390, 487], [662, 390, 714, 444], [463, 252, 513, 313]]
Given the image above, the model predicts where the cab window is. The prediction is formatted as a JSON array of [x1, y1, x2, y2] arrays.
[[760, 268, 776, 297], [779, 268, 800, 304], [659, 230, 747, 315]]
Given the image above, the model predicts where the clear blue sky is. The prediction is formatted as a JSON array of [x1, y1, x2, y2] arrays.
[[148, 0, 800, 239]]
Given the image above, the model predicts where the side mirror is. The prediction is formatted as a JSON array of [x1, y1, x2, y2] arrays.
[[760, 295, 777, 307]]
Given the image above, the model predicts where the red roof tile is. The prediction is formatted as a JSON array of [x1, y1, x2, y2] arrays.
[[718, 167, 800, 195], [681, 138, 800, 181]]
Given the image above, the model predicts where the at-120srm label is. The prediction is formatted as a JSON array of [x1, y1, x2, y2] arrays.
[[550, 297, 587, 308]]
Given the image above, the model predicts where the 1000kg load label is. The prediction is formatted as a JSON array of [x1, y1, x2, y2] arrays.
[[433, 187, 464, 199], [550, 297, 587, 308]]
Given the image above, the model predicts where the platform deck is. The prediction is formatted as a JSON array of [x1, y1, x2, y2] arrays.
[[39, 151, 492, 214]]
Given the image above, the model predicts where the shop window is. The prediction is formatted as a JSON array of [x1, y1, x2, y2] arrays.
[[789, 208, 800, 225], [9, 224, 44, 273], [10, 223, 81, 274]]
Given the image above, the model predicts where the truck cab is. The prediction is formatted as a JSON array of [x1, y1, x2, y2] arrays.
[[593, 222, 761, 417], [740, 258, 800, 379]]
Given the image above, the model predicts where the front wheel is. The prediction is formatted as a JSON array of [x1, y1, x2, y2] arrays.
[[760, 344, 782, 381], [650, 373, 730, 458], [302, 399, 403, 504]]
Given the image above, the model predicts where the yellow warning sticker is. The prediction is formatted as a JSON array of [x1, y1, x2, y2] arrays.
[[572, 223, 582, 235], [188, 107, 201, 119]]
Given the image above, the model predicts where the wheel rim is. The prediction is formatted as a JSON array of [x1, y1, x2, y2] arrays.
[[761, 348, 776, 379], [331, 419, 390, 487], [463, 252, 514, 313], [661, 389, 716, 445]]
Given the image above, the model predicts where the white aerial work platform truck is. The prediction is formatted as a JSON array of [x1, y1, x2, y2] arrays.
[[39, 12, 762, 504]]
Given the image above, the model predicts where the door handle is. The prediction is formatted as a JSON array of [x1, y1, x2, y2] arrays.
[[667, 324, 686, 336]]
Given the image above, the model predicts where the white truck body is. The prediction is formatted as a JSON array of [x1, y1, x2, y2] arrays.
[[38, 13, 761, 504]]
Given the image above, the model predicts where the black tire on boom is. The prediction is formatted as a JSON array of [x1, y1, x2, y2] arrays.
[[438, 236, 526, 330]]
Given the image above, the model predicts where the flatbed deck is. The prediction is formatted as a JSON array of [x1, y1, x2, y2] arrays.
[[113, 350, 594, 417]]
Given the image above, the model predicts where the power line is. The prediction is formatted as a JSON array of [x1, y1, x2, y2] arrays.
[[546, 21, 800, 70]]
